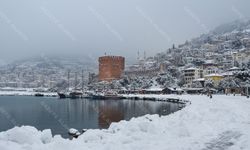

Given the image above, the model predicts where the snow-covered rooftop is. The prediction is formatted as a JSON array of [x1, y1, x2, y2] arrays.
[[183, 67, 198, 71], [144, 88, 163, 91], [221, 72, 234, 76], [205, 74, 224, 77], [193, 78, 205, 81], [204, 60, 215, 64], [229, 67, 241, 71]]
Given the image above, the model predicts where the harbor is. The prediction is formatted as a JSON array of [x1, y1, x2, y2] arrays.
[[0, 95, 183, 138]]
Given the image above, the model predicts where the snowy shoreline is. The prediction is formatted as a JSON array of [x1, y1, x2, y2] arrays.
[[0, 95, 249, 150], [0, 91, 57, 97]]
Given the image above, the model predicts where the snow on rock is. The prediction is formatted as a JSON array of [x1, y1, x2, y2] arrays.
[[0, 95, 250, 150], [68, 128, 81, 137], [82, 129, 88, 133], [68, 128, 79, 135]]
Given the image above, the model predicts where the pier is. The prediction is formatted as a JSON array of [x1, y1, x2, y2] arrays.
[[121, 94, 190, 105]]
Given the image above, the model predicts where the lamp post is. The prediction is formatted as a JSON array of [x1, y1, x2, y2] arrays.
[[245, 81, 250, 98], [247, 86, 249, 98]]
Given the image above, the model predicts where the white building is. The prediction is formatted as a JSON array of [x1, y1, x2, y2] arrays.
[[183, 67, 203, 86]]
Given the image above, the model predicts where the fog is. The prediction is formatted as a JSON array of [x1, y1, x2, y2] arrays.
[[0, 0, 250, 62]]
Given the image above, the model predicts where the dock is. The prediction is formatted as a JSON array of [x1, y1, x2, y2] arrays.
[[121, 94, 190, 105]]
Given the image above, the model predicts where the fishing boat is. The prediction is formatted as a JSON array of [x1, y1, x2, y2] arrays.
[[90, 91, 123, 100], [57, 69, 86, 99], [58, 90, 93, 99], [57, 92, 70, 99], [34, 93, 44, 97], [69, 91, 83, 99], [90, 92, 105, 100]]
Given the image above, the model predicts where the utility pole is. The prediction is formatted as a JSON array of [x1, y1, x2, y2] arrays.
[[247, 86, 249, 98]]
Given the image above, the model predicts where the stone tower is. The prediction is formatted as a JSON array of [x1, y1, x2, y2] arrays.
[[98, 56, 125, 81]]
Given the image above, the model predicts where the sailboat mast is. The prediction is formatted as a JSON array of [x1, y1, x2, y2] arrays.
[[74, 72, 77, 90], [67, 70, 70, 91], [81, 69, 84, 91]]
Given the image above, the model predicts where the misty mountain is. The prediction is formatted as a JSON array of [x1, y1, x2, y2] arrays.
[[6, 55, 97, 71], [181, 19, 250, 50], [0, 55, 98, 89], [212, 20, 250, 35]]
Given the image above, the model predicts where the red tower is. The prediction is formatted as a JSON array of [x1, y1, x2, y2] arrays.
[[98, 56, 125, 81]]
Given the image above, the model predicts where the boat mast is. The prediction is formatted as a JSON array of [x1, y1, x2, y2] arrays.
[[81, 69, 84, 91], [67, 70, 70, 92], [74, 71, 77, 90]]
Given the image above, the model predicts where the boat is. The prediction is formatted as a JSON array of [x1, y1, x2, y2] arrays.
[[90, 91, 123, 100], [57, 92, 69, 99], [58, 90, 88, 99], [91, 92, 106, 100], [104, 92, 124, 100], [69, 91, 83, 99], [34, 93, 44, 97], [57, 69, 90, 99]]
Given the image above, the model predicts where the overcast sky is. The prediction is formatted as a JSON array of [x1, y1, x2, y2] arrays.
[[0, 0, 250, 62]]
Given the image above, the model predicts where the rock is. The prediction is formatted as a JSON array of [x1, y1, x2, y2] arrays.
[[82, 129, 88, 133], [68, 128, 81, 137]]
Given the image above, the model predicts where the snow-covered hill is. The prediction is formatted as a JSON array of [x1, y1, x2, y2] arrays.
[[0, 55, 97, 89], [212, 20, 250, 35]]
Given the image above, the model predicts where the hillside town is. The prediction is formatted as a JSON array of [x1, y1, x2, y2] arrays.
[[90, 20, 250, 96], [0, 20, 250, 97]]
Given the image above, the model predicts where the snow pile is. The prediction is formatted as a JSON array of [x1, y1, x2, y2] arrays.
[[0, 95, 250, 150], [0, 126, 54, 149]]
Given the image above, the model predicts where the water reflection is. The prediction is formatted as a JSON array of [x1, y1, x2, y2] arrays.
[[98, 105, 124, 128], [0, 96, 183, 138]]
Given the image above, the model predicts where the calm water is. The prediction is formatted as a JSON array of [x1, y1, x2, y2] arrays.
[[0, 96, 182, 137]]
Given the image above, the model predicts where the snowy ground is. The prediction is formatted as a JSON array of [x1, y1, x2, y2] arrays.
[[0, 95, 250, 150]]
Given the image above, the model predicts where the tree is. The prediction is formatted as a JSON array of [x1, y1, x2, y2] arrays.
[[232, 39, 243, 49], [247, 61, 250, 69], [234, 70, 250, 81], [155, 73, 177, 88], [205, 79, 214, 88], [218, 77, 241, 89], [191, 81, 203, 88], [177, 75, 185, 87]]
